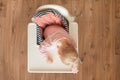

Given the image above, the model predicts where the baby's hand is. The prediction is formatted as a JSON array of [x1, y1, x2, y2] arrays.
[[39, 41, 53, 64], [72, 60, 79, 73]]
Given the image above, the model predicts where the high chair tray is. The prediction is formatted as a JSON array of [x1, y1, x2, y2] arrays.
[[28, 22, 78, 73]]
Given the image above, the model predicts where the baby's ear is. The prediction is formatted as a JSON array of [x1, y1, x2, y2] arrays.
[[57, 41, 62, 48], [57, 39, 67, 56]]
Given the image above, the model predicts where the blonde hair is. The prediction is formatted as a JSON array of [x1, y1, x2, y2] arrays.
[[57, 38, 78, 65]]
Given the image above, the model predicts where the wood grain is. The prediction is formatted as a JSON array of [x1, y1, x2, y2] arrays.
[[0, 0, 120, 80]]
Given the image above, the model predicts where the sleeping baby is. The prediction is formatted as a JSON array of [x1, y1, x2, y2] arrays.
[[32, 9, 80, 73]]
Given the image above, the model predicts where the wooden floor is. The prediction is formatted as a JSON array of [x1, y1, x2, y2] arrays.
[[0, 0, 120, 80]]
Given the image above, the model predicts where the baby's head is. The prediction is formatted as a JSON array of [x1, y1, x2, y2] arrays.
[[57, 38, 78, 66]]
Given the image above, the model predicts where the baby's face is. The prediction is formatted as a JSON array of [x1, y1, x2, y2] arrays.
[[62, 56, 78, 65]]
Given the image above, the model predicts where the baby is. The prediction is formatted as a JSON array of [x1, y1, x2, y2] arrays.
[[33, 9, 79, 73]]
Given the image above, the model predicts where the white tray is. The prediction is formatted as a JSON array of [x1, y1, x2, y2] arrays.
[[28, 22, 78, 73], [28, 4, 79, 73]]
